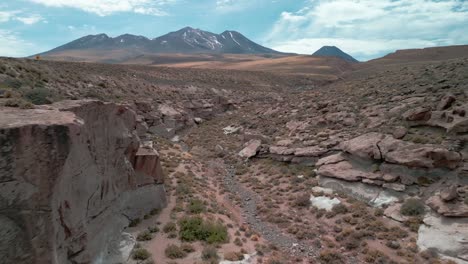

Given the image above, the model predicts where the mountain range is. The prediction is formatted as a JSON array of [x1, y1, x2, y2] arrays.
[[41, 27, 282, 56]]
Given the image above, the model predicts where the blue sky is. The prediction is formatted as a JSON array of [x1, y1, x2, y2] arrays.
[[1, 0, 468, 60]]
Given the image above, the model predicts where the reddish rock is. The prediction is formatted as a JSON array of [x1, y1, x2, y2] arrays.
[[238, 139, 261, 159], [318, 160, 381, 182], [392, 126, 408, 139], [133, 141, 164, 184], [402, 107, 432, 121], [0, 100, 167, 264], [269, 146, 295, 155], [427, 195, 468, 217], [440, 185, 459, 202], [340, 132, 385, 160], [385, 145, 461, 169], [437, 93, 456, 110], [294, 146, 327, 157]]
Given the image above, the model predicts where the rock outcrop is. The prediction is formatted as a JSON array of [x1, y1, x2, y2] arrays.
[[317, 133, 462, 189], [0, 100, 167, 264], [134, 95, 234, 139]]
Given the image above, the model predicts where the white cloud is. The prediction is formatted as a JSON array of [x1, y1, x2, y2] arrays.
[[0, 30, 39, 57], [0, 10, 19, 23], [26, 0, 175, 16], [265, 0, 468, 60], [215, 0, 277, 13], [0, 10, 44, 25], [15, 14, 44, 25]]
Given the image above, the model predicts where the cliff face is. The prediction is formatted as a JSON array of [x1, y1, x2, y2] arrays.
[[0, 100, 166, 264]]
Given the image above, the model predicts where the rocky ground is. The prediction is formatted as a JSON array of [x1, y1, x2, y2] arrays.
[[1, 55, 467, 264]]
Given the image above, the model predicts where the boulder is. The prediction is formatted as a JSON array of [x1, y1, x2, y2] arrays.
[[340, 132, 385, 160], [392, 126, 408, 139], [316, 153, 346, 167], [385, 145, 461, 169], [384, 203, 409, 222], [437, 93, 456, 110], [402, 106, 432, 121], [441, 185, 459, 202], [427, 195, 468, 217], [239, 140, 262, 159], [223, 125, 242, 135], [0, 100, 167, 264], [269, 146, 295, 156], [317, 160, 381, 182]]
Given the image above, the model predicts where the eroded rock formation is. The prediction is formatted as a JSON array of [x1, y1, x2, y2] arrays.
[[0, 100, 166, 264]]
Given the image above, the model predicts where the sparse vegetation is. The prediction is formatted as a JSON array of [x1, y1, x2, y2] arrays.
[[187, 198, 205, 214], [400, 199, 425, 216], [132, 248, 151, 260], [201, 246, 219, 262], [137, 230, 153, 241], [178, 216, 229, 244], [165, 244, 187, 259], [319, 249, 344, 264], [163, 221, 177, 233]]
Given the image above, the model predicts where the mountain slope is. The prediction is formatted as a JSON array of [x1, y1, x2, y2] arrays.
[[39, 27, 282, 59], [312, 46, 358, 63]]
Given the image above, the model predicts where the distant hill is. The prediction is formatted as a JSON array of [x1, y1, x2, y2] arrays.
[[38, 27, 283, 60], [312, 46, 358, 63], [365, 45, 468, 65]]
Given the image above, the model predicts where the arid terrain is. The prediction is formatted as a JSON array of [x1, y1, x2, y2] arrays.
[[1, 45, 468, 264]]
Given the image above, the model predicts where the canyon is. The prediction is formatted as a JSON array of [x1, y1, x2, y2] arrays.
[[1, 46, 468, 264]]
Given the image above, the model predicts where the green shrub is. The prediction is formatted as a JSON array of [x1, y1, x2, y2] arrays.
[[129, 218, 141, 227], [23, 87, 52, 105], [165, 244, 187, 259], [224, 251, 244, 261], [163, 222, 177, 233], [293, 193, 310, 207], [150, 208, 160, 215], [132, 248, 151, 260], [319, 249, 344, 264], [187, 198, 205, 214], [202, 246, 219, 261], [332, 204, 348, 214], [3, 98, 34, 109], [137, 231, 153, 241], [180, 243, 195, 253], [178, 216, 229, 244], [148, 226, 160, 233], [400, 199, 425, 216]]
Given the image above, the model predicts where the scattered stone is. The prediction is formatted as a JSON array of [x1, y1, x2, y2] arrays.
[[311, 186, 334, 196], [427, 194, 468, 217], [383, 183, 406, 192], [437, 93, 456, 110], [194, 117, 203, 124], [441, 185, 459, 202], [238, 139, 262, 159], [223, 125, 242, 135], [402, 106, 432, 121], [310, 195, 341, 211], [392, 126, 408, 139], [384, 203, 409, 222]]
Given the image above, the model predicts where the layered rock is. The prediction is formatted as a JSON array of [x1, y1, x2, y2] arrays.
[[134, 95, 234, 139], [317, 132, 462, 192], [239, 140, 262, 159], [266, 145, 329, 164], [0, 100, 167, 264]]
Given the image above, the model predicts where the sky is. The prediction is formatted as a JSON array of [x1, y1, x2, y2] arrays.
[[0, 0, 467, 61]]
